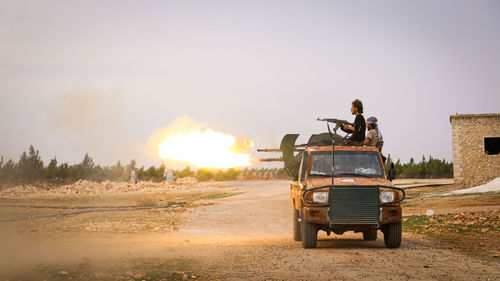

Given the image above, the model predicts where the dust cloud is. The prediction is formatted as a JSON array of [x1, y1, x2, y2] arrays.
[[49, 88, 125, 148], [46, 88, 146, 165]]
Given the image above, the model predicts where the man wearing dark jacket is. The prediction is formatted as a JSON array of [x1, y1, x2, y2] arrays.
[[388, 163, 396, 181], [342, 99, 366, 146]]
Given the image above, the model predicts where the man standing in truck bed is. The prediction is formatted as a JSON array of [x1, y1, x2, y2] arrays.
[[342, 99, 366, 146]]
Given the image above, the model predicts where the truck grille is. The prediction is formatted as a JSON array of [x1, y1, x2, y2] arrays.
[[328, 186, 380, 225]]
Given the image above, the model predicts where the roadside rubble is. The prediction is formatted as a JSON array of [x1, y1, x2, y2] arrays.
[[438, 209, 499, 230], [0, 176, 207, 198], [404, 208, 499, 259]]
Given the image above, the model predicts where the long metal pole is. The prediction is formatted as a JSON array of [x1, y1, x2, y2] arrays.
[[331, 133, 335, 187]]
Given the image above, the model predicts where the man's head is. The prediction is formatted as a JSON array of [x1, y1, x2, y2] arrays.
[[366, 116, 377, 130], [351, 99, 363, 115]]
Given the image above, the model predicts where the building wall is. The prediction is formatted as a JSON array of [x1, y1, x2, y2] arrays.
[[450, 114, 500, 186]]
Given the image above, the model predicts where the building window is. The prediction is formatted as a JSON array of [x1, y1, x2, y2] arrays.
[[485, 137, 500, 155]]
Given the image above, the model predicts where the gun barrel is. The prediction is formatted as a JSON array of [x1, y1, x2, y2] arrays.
[[257, 148, 305, 152], [260, 157, 283, 162], [257, 148, 281, 152], [316, 117, 331, 122]]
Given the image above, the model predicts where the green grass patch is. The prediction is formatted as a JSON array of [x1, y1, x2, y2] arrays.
[[403, 215, 428, 229], [403, 215, 499, 233]]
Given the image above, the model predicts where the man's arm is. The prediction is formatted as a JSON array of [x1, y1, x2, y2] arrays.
[[345, 116, 363, 133], [343, 124, 354, 132]]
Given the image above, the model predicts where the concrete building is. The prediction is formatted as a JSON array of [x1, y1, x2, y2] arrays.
[[450, 113, 500, 186]]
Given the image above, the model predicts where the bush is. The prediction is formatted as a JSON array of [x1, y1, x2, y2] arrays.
[[174, 166, 194, 178], [196, 168, 216, 181], [214, 168, 240, 181]]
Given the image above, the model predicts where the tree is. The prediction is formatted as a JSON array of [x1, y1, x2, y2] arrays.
[[385, 154, 393, 174], [109, 161, 126, 181], [128, 159, 136, 170], [0, 157, 16, 185], [81, 153, 94, 170], [57, 162, 70, 181], [78, 153, 95, 180], [46, 157, 58, 180], [17, 151, 29, 183], [15, 145, 44, 183]]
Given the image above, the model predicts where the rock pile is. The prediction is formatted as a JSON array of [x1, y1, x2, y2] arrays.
[[175, 176, 199, 185], [0, 179, 204, 198]]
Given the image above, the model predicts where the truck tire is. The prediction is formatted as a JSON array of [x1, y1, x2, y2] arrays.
[[383, 222, 402, 248], [363, 229, 377, 241], [301, 211, 318, 248], [293, 208, 301, 241]]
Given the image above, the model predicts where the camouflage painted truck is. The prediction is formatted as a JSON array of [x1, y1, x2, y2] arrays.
[[259, 120, 405, 249]]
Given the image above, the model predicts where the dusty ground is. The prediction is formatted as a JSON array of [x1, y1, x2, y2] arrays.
[[0, 180, 499, 281]]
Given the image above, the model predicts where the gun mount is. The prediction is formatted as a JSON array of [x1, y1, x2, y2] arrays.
[[258, 118, 354, 179]]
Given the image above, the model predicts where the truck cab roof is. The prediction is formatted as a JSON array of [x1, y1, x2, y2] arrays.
[[306, 145, 381, 153]]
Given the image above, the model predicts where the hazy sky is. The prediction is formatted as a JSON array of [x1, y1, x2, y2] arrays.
[[1, 0, 499, 168]]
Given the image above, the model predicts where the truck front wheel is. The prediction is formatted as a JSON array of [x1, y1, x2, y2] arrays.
[[293, 208, 301, 241], [383, 222, 402, 248], [301, 211, 318, 248]]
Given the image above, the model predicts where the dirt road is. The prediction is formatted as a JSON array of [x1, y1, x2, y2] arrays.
[[1, 181, 499, 280], [170, 181, 498, 280]]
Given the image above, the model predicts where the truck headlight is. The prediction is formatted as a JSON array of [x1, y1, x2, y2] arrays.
[[313, 191, 328, 203], [380, 191, 395, 203]]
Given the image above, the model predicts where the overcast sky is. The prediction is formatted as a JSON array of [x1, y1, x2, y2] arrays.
[[1, 0, 499, 168]]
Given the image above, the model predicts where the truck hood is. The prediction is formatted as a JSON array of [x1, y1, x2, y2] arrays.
[[306, 177, 393, 188]]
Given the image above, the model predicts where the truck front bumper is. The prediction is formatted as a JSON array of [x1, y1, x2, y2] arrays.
[[302, 205, 402, 225]]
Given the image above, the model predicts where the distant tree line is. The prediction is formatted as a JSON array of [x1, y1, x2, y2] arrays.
[[385, 154, 453, 179], [0, 146, 453, 187], [0, 145, 287, 186], [0, 145, 150, 186]]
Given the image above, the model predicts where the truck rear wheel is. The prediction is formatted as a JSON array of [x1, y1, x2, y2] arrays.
[[301, 211, 318, 248], [293, 208, 301, 241], [383, 222, 402, 248], [363, 229, 377, 241]]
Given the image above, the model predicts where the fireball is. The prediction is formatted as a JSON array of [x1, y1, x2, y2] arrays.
[[152, 116, 254, 168]]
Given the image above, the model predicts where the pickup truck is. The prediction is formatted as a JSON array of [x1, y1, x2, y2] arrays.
[[290, 145, 405, 248]]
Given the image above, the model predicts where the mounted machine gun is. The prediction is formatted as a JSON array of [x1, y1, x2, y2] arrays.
[[257, 118, 353, 179]]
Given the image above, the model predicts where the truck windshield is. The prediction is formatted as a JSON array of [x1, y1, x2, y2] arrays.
[[309, 151, 384, 178]]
